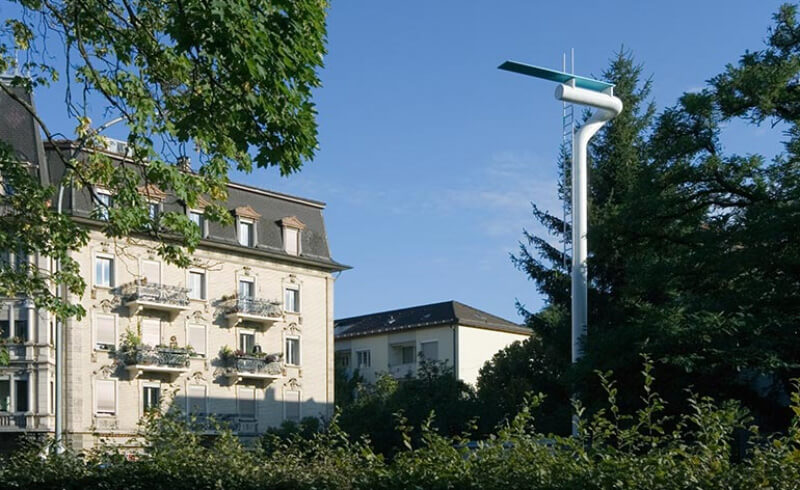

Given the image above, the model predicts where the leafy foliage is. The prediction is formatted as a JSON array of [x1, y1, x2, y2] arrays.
[[2, 363, 799, 489], [0, 0, 328, 319]]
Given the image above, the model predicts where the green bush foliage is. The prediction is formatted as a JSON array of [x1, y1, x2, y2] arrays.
[[2, 362, 799, 489]]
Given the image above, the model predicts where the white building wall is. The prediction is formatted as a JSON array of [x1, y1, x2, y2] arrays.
[[64, 230, 334, 449], [456, 325, 529, 386]]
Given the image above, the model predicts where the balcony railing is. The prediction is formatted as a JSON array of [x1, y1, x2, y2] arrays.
[[224, 297, 282, 327], [122, 281, 190, 317], [389, 362, 416, 379], [0, 413, 27, 431], [121, 346, 191, 378], [223, 353, 283, 383]]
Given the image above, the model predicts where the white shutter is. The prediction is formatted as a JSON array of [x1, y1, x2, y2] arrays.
[[285, 391, 300, 421], [95, 315, 116, 347], [189, 271, 205, 300], [141, 260, 161, 284], [187, 324, 206, 355], [96, 380, 116, 414], [141, 319, 160, 347], [239, 387, 255, 417], [187, 385, 206, 415], [284, 227, 299, 255]]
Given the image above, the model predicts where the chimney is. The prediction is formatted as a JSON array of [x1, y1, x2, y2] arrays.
[[177, 156, 191, 173]]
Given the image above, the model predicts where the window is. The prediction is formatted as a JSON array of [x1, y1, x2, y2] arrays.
[[95, 314, 116, 350], [148, 202, 160, 220], [95, 191, 112, 221], [238, 219, 254, 247], [95, 379, 116, 415], [238, 387, 255, 418], [141, 318, 160, 347], [238, 279, 254, 299], [189, 210, 206, 237], [187, 324, 206, 356], [95, 256, 114, 287], [401, 345, 415, 364], [335, 351, 351, 369], [285, 391, 300, 422], [50, 381, 54, 414], [0, 305, 9, 338], [15, 306, 28, 342], [15, 380, 28, 412], [356, 350, 371, 368], [239, 331, 255, 354], [187, 385, 206, 416], [188, 271, 206, 300], [285, 337, 300, 366], [143, 384, 160, 412], [284, 227, 300, 256], [0, 304, 29, 341], [420, 341, 439, 362], [141, 260, 160, 284], [284, 287, 299, 313], [0, 380, 9, 411]]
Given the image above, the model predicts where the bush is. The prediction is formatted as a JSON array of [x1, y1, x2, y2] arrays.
[[1, 360, 799, 489]]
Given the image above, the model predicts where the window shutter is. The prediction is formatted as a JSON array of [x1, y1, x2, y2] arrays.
[[96, 380, 116, 414], [96, 315, 116, 347], [239, 387, 255, 417], [187, 385, 206, 415], [141, 260, 160, 284], [285, 391, 300, 421], [188, 324, 206, 355], [141, 319, 160, 347]]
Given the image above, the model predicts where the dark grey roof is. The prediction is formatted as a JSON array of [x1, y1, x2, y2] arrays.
[[335, 301, 530, 339], [43, 141, 348, 272], [0, 82, 49, 185]]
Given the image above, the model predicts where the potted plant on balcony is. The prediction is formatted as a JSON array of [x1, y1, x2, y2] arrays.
[[117, 327, 144, 365]]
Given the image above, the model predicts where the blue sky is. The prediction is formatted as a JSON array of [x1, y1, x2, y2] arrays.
[[19, 0, 791, 322]]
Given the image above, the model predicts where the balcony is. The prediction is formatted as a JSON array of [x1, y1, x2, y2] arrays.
[[0, 413, 27, 431], [122, 281, 190, 319], [223, 353, 283, 384], [120, 346, 191, 379], [224, 297, 282, 328], [389, 363, 416, 379]]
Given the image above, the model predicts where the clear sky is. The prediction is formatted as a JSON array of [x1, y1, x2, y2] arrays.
[[19, 0, 791, 322]]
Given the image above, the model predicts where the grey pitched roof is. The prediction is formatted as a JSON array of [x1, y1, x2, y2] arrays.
[[335, 301, 530, 339]]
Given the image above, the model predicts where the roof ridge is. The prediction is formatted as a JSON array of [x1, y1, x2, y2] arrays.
[[335, 300, 456, 323]]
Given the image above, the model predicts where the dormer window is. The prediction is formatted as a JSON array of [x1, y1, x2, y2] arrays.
[[189, 210, 207, 238], [95, 189, 112, 221], [280, 216, 306, 256], [138, 184, 166, 222], [233, 206, 261, 248], [238, 219, 254, 247]]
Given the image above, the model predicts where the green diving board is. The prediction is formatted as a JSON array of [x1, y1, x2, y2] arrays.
[[498, 60, 614, 92]]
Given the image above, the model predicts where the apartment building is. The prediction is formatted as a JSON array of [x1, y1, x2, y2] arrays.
[[0, 84, 348, 451], [334, 301, 531, 386]]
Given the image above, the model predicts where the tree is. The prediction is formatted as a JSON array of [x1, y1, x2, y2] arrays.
[[0, 0, 328, 320], [481, 3, 800, 433]]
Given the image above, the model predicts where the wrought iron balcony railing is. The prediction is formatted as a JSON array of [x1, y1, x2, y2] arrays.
[[120, 346, 191, 378], [121, 282, 190, 308], [226, 298, 282, 318]]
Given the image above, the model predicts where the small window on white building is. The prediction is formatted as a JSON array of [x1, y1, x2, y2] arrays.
[[14, 305, 29, 342], [95, 379, 116, 415], [401, 345, 415, 364], [95, 314, 116, 350], [141, 318, 161, 347], [15, 379, 28, 412], [420, 341, 439, 362], [285, 390, 300, 422], [95, 190, 112, 221], [356, 350, 371, 368], [143, 384, 160, 413], [0, 379, 9, 411], [95, 256, 114, 287], [285, 337, 300, 366], [284, 287, 299, 313], [189, 210, 207, 237], [188, 271, 206, 300], [284, 227, 299, 256], [238, 279, 254, 299], [148, 201, 160, 220], [238, 219, 254, 247], [239, 331, 255, 354], [335, 351, 351, 369], [187, 324, 206, 356], [239, 387, 255, 418]]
